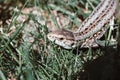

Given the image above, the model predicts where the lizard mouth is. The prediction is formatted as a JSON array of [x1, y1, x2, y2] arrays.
[[53, 39, 70, 49]]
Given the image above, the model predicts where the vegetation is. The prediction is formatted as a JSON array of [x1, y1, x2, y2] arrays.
[[0, 0, 120, 80]]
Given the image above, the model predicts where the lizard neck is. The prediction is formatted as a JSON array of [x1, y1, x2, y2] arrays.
[[73, 0, 118, 41]]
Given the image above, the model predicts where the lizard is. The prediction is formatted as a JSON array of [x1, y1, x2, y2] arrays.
[[47, 0, 118, 49]]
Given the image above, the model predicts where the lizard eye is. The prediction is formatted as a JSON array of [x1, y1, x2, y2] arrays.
[[59, 37, 64, 40]]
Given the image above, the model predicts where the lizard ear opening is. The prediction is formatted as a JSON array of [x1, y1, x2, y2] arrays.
[[71, 43, 75, 46], [70, 42, 76, 48]]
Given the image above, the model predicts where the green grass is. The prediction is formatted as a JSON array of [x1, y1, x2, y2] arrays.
[[0, 0, 119, 80]]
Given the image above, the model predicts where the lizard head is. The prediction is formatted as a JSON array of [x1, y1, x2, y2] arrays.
[[47, 29, 77, 49]]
